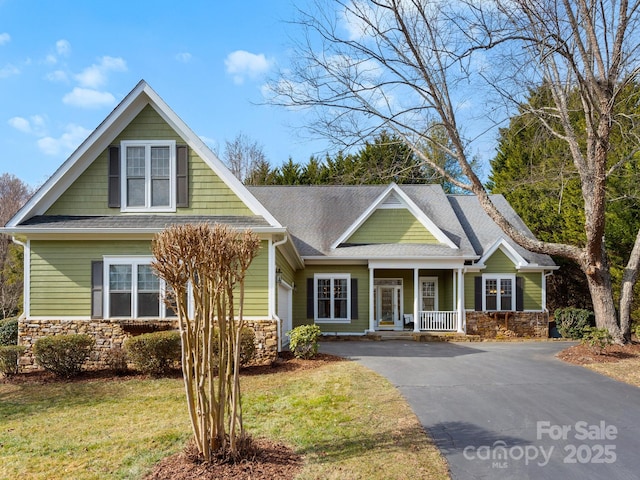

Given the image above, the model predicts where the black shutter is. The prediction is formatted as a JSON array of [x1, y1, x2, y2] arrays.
[[350, 278, 358, 319], [108, 146, 120, 208], [176, 145, 189, 207], [91, 261, 104, 319], [474, 276, 483, 311], [306, 278, 314, 319], [515, 276, 524, 311]]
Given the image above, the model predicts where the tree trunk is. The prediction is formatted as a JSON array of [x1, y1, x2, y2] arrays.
[[585, 267, 625, 344], [619, 228, 640, 342]]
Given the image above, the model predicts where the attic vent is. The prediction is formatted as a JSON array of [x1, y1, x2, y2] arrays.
[[380, 192, 403, 208]]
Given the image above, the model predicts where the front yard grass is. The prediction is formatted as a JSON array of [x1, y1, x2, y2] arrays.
[[0, 359, 449, 480]]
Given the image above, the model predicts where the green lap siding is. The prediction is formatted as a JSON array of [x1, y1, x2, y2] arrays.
[[46, 105, 253, 216], [30, 240, 151, 317], [30, 239, 269, 318], [347, 209, 439, 244], [463, 249, 544, 311], [293, 265, 369, 333]]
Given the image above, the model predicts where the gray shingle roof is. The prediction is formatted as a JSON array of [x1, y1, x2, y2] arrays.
[[248, 184, 475, 259], [19, 215, 272, 230], [448, 195, 555, 266]]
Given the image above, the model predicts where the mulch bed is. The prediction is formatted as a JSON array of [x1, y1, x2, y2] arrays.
[[144, 439, 302, 480], [557, 341, 640, 365]]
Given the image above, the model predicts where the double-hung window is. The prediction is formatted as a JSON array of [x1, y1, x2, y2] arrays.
[[483, 274, 515, 311], [314, 274, 350, 323], [105, 257, 178, 319], [121, 140, 176, 211]]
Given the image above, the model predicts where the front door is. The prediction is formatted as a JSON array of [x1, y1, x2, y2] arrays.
[[377, 285, 402, 330]]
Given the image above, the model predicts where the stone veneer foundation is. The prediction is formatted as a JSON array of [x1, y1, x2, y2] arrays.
[[465, 311, 549, 338], [18, 318, 279, 372]]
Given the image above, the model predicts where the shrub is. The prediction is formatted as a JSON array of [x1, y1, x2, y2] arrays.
[[212, 327, 257, 368], [125, 330, 181, 375], [554, 308, 595, 339], [288, 324, 322, 359], [33, 334, 95, 378], [633, 323, 640, 339], [0, 317, 18, 346], [105, 347, 129, 375], [581, 327, 613, 355], [0, 345, 25, 376]]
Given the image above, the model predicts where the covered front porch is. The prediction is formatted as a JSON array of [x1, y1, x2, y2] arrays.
[[367, 261, 466, 334]]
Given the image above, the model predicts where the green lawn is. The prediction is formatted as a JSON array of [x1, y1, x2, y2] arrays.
[[0, 360, 449, 479]]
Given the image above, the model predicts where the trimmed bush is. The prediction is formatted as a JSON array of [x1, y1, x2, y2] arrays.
[[0, 318, 18, 346], [105, 347, 129, 375], [125, 330, 181, 375], [288, 324, 322, 359], [581, 327, 613, 355], [554, 308, 595, 339], [33, 334, 95, 378], [211, 327, 257, 368], [0, 345, 25, 376]]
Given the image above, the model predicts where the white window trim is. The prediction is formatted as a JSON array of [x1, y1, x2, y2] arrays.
[[120, 140, 176, 212], [103, 256, 178, 319], [314, 273, 351, 324], [419, 276, 439, 311], [482, 274, 516, 311]]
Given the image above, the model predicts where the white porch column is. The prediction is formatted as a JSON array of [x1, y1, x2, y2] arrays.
[[457, 267, 465, 333], [413, 268, 420, 332], [369, 267, 375, 332]]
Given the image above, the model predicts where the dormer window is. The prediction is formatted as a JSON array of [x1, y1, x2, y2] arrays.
[[121, 140, 176, 211]]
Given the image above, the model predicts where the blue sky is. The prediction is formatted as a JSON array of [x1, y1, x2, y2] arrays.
[[0, 0, 330, 187]]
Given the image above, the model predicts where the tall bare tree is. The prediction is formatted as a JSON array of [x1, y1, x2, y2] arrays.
[[0, 173, 32, 318], [269, 0, 640, 343], [223, 133, 269, 185]]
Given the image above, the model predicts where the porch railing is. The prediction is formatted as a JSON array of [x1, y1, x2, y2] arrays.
[[418, 311, 458, 331]]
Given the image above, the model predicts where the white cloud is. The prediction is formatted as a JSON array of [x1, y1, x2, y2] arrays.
[[176, 52, 192, 63], [224, 50, 272, 84], [75, 56, 127, 88], [8, 114, 47, 135], [0, 33, 10, 46], [0, 63, 19, 78], [62, 87, 116, 108], [46, 70, 68, 82], [8, 116, 31, 133], [56, 39, 71, 57], [45, 54, 57, 65], [37, 124, 91, 156]]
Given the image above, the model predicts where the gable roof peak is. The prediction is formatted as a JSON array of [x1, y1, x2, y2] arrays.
[[7, 80, 282, 229], [330, 182, 458, 249]]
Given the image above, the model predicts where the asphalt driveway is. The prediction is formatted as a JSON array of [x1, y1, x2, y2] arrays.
[[320, 340, 640, 480]]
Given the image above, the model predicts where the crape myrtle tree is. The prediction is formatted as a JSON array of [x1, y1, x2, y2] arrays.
[[268, 0, 640, 343], [152, 224, 260, 461]]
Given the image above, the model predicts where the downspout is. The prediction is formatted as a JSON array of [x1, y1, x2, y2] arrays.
[[271, 235, 288, 352], [11, 237, 27, 320]]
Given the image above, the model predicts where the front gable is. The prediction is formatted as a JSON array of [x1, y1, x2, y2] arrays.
[[8, 80, 280, 228], [45, 105, 253, 217], [332, 184, 457, 249], [346, 208, 439, 244]]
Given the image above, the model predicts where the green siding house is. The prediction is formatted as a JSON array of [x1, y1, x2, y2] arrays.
[[2, 81, 557, 367]]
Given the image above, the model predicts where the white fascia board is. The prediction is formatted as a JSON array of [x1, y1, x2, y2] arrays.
[[478, 237, 529, 268], [329, 183, 457, 250], [7, 80, 282, 230], [4, 226, 287, 240]]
